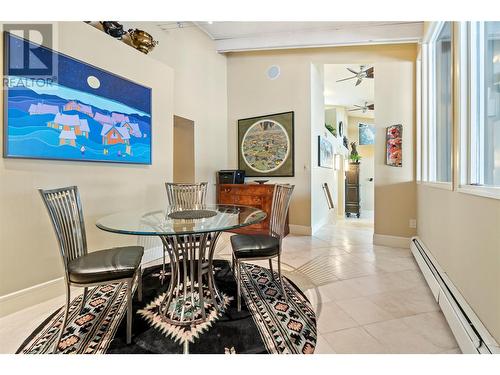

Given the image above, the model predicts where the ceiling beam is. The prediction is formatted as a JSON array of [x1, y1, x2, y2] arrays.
[[198, 22, 423, 53]]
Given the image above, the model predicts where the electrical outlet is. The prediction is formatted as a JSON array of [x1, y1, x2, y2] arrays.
[[409, 219, 417, 229]]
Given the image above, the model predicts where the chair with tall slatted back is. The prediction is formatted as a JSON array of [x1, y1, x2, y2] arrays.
[[165, 182, 208, 209], [160, 182, 209, 283], [39, 186, 144, 352], [230, 184, 294, 311]]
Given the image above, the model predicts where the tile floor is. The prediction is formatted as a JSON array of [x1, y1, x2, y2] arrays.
[[0, 217, 460, 354]]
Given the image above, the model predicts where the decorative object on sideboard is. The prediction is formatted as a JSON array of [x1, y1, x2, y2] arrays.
[[318, 135, 334, 169], [3, 32, 152, 165], [349, 142, 362, 164], [238, 111, 294, 177], [254, 180, 269, 184], [128, 29, 159, 54], [386, 124, 403, 167]]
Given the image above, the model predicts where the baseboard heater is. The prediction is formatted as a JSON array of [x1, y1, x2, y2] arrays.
[[410, 237, 499, 354]]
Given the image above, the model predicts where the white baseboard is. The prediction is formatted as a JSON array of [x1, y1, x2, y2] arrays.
[[0, 277, 65, 318], [289, 224, 312, 236], [410, 236, 499, 354], [373, 234, 411, 248]]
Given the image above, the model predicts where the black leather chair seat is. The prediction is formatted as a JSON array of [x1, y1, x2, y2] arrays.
[[231, 234, 279, 259], [68, 246, 144, 284]]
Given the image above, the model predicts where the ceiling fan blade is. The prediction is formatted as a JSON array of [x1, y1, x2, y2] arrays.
[[365, 67, 374, 78], [367, 104, 375, 110], [347, 67, 359, 75], [355, 78, 363, 86], [348, 108, 362, 112], [336, 76, 356, 82]]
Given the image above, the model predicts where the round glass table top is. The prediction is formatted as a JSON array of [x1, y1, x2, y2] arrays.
[[95, 204, 267, 236]]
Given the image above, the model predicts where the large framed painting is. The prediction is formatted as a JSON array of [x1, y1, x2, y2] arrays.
[[238, 111, 294, 177], [358, 123, 375, 145], [318, 135, 334, 169], [386, 124, 402, 167], [3, 32, 152, 164]]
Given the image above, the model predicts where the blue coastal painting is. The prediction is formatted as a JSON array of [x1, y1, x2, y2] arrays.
[[3, 32, 152, 164]]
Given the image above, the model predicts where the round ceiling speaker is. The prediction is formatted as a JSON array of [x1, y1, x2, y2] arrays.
[[266, 65, 280, 80]]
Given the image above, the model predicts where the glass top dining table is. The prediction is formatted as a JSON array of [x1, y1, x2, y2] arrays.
[[95, 204, 267, 348], [96, 204, 267, 236]]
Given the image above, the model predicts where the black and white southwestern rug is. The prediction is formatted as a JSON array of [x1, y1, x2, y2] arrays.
[[17, 260, 317, 354]]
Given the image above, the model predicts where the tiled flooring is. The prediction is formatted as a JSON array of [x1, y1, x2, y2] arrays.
[[0, 217, 460, 354]]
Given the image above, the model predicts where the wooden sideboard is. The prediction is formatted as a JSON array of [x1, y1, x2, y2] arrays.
[[216, 184, 289, 236]]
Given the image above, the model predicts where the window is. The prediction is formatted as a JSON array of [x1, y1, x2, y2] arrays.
[[431, 22, 453, 183], [469, 22, 500, 187], [420, 22, 453, 185]]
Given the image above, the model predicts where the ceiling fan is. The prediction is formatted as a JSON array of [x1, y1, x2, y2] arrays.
[[348, 101, 375, 113], [336, 65, 374, 86]]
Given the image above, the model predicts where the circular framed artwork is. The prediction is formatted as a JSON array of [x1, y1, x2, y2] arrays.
[[238, 112, 294, 177], [241, 119, 290, 173], [338, 121, 344, 137]]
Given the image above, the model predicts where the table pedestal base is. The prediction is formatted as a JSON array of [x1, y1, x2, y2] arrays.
[[158, 232, 224, 326]]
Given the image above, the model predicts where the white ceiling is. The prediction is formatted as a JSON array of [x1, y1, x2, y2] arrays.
[[194, 21, 423, 52], [324, 64, 375, 119]]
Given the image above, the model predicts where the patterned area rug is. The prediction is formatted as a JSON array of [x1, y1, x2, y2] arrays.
[[17, 260, 317, 354]]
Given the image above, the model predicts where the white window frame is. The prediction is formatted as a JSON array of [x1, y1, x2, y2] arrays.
[[419, 21, 453, 190], [457, 22, 500, 200]]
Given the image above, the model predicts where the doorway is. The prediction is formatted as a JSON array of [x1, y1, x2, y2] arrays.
[[323, 64, 375, 228], [173, 115, 195, 183]]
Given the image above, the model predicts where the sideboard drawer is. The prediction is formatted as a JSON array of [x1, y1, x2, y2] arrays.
[[235, 195, 262, 206], [216, 184, 289, 236]]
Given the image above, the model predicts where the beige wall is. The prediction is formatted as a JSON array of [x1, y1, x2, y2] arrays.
[[417, 22, 500, 342], [0, 22, 228, 315], [173, 116, 195, 183], [0, 22, 174, 301], [348, 116, 375, 211], [227, 44, 418, 234], [126, 23, 228, 202], [374, 61, 417, 238]]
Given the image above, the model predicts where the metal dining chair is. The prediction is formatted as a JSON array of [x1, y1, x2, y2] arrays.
[[230, 184, 294, 311], [39, 186, 143, 352], [161, 182, 208, 283], [165, 182, 208, 209]]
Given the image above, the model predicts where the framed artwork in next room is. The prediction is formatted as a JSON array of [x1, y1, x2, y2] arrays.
[[318, 135, 334, 169], [237, 111, 294, 177], [3, 32, 152, 165], [386, 124, 402, 167]]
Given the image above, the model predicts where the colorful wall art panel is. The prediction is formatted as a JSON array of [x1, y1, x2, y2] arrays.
[[3, 32, 152, 164], [386, 124, 402, 167]]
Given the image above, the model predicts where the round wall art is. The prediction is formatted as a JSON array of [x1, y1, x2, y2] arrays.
[[238, 112, 294, 177], [241, 120, 290, 173]]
